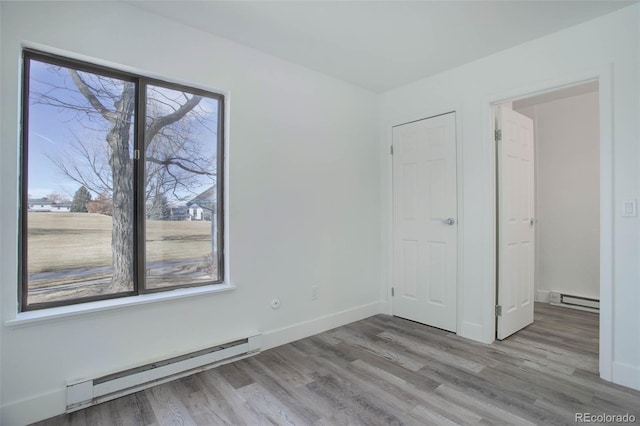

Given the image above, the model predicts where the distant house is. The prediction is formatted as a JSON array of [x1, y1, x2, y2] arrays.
[[168, 205, 189, 221], [51, 202, 72, 212], [28, 198, 53, 212], [143, 199, 208, 221], [187, 186, 216, 221], [27, 198, 71, 213], [144, 200, 192, 221], [188, 204, 204, 221]]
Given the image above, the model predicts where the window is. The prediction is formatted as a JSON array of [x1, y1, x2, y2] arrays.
[[20, 50, 224, 311]]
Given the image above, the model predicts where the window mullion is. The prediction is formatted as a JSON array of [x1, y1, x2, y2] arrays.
[[135, 79, 147, 294]]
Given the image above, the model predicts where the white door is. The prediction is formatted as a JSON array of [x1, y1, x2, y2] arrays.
[[496, 106, 535, 340], [392, 113, 457, 332]]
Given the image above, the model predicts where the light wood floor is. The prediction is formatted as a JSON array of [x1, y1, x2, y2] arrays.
[[35, 303, 640, 425]]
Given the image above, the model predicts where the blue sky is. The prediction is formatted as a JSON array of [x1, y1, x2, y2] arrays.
[[27, 59, 219, 204], [28, 60, 87, 198]]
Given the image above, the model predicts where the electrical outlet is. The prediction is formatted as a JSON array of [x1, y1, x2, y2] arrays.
[[622, 200, 637, 217], [311, 286, 319, 300]]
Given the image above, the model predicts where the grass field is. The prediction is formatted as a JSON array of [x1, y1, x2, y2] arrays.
[[26, 212, 216, 304], [27, 212, 214, 273]]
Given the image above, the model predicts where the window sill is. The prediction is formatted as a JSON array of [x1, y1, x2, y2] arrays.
[[5, 283, 236, 328]]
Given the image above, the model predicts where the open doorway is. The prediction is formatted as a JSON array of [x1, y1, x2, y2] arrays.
[[494, 81, 600, 359]]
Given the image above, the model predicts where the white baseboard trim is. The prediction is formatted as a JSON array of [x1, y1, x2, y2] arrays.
[[2, 301, 382, 426], [380, 300, 392, 315], [612, 361, 640, 391], [536, 290, 550, 303], [262, 301, 382, 350], [1, 388, 65, 426]]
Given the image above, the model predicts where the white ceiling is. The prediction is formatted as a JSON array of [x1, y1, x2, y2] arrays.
[[130, 1, 636, 93]]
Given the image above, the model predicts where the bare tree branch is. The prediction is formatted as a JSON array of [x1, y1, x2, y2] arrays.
[[68, 70, 115, 122], [47, 134, 114, 195], [146, 155, 215, 176], [145, 95, 202, 144]]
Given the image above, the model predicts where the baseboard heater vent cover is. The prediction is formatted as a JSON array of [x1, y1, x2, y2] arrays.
[[66, 334, 261, 412], [549, 292, 599, 312]]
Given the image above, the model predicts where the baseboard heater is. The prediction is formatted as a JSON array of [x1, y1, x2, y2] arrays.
[[66, 334, 261, 412], [549, 292, 599, 312]]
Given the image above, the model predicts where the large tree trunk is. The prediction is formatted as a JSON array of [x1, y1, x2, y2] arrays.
[[106, 85, 135, 293]]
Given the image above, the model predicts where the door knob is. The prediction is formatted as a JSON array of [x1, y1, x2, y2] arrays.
[[443, 217, 456, 225]]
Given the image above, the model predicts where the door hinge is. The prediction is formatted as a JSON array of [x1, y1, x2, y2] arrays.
[[133, 149, 141, 160], [495, 305, 502, 317], [391, 287, 395, 297], [495, 129, 502, 142], [390, 145, 394, 155]]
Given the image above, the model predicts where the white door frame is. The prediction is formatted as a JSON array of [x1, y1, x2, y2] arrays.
[[484, 65, 613, 381], [386, 106, 464, 334]]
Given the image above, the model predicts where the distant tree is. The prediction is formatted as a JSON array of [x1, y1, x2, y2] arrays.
[[148, 195, 170, 220], [86, 192, 113, 216], [70, 186, 92, 212], [46, 192, 69, 204]]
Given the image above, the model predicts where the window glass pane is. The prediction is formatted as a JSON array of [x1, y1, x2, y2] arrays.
[[25, 58, 135, 306], [144, 84, 220, 289]]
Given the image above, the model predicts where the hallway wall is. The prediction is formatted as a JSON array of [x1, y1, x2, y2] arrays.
[[515, 89, 600, 302]]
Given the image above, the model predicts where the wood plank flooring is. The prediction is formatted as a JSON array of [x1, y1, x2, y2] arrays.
[[34, 303, 640, 425]]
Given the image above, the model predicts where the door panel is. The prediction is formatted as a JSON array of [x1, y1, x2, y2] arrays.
[[393, 113, 457, 332], [403, 240, 419, 299], [497, 107, 535, 340]]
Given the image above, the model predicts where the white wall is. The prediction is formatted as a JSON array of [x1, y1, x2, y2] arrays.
[[0, 3, 3, 423], [0, 2, 380, 424], [379, 5, 639, 389], [515, 91, 600, 302]]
